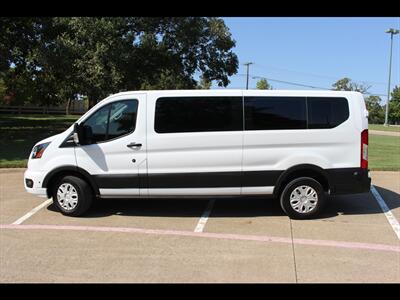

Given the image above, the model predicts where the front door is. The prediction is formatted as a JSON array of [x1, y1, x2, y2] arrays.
[[75, 94, 147, 197]]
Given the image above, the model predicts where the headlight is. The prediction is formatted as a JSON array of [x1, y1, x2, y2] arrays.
[[31, 142, 50, 159]]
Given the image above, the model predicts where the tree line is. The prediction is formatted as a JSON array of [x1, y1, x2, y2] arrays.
[[1, 18, 399, 124], [0, 17, 238, 111]]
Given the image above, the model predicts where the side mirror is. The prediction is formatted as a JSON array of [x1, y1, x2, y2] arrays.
[[73, 123, 93, 145], [73, 123, 81, 145]]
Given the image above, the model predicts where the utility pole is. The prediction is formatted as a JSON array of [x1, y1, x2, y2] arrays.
[[384, 28, 400, 126], [244, 62, 253, 89]]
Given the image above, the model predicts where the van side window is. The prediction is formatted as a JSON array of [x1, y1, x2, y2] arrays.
[[245, 97, 307, 130], [83, 104, 110, 142], [108, 100, 138, 139], [155, 97, 243, 133], [307, 97, 349, 129], [83, 99, 138, 143]]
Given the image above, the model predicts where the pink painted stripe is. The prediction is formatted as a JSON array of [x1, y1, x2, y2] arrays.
[[1, 224, 399, 253]]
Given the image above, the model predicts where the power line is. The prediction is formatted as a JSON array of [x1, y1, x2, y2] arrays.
[[233, 73, 387, 97], [252, 63, 388, 86], [252, 75, 332, 90]]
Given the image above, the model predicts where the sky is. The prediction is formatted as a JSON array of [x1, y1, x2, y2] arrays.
[[211, 17, 400, 104]]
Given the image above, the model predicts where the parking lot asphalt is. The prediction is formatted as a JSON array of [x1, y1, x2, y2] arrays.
[[0, 169, 399, 283]]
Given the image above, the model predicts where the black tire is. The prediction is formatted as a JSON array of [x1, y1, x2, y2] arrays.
[[52, 175, 93, 217], [280, 177, 326, 219]]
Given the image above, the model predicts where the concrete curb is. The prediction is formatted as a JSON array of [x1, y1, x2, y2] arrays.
[[369, 130, 400, 137], [0, 168, 26, 173]]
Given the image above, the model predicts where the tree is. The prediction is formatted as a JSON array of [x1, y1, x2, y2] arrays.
[[53, 17, 136, 108], [0, 17, 45, 74], [256, 78, 272, 90], [0, 18, 55, 105], [365, 95, 384, 124], [196, 75, 212, 89], [0, 78, 7, 104], [125, 17, 238, 93], [1, 17, 239, 109], [388, 85, 400, 124], [140, 69, 196, 90], [332, 77, 370, 94]]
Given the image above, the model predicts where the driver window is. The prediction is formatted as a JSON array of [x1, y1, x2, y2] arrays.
[[83, 99, 138, 143], [108, 100, 138, 140], [83, 104, 110, 143]]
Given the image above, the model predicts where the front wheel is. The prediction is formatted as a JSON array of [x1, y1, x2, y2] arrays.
[[280, 177, 326, 219], [52, 176, 93, 217]]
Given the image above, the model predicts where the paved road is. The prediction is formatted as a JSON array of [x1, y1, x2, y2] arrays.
[[0, 169, 399, 283]]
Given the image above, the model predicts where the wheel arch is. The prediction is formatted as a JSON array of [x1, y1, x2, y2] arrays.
[[42, 166, 100, 198], [273, 164, 331, 199]]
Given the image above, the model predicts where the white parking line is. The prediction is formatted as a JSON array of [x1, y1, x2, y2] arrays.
[[371, 185, 400, 240], [12, 199, 53, 225], [194, 199, 215, 233]]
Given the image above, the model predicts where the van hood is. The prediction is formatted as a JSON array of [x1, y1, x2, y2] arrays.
[[33, 124, 74, 148], [33, 127, 73, 149], [34, 133, 62, 147]]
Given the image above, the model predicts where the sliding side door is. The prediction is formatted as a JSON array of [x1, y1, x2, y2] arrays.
[[144, 91, 244, 196]]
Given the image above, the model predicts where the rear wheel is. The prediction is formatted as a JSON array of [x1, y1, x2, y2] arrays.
[[280, 177, 325, 219], [52, 175, 93, 217]]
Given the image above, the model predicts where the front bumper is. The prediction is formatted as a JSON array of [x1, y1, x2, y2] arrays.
[[24, 169, 49, 198], [328, 168, 371, 195]]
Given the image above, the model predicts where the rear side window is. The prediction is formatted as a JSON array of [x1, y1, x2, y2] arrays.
[[245, 97, 307, 130], [155, 97, 243, 133], [307, 97, 349, 129]]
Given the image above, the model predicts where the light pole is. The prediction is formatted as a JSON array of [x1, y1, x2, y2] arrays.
[[384, 28, 399, 126], [244, 62, 253, 89]]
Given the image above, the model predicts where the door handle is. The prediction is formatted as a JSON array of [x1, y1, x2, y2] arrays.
[[126, 142, 142, 148]]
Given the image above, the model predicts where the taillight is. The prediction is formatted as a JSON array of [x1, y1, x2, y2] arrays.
[[361, 129, 368, 169]]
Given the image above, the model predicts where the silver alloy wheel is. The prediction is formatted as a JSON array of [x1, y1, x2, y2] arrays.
[[289, 185, 318, 213], [57, 183, 79, 211]]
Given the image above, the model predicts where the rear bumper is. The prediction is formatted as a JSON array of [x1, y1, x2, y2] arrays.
[[328, 168, 371, 195]]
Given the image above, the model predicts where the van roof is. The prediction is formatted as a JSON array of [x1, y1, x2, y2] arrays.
[[108, 89, 362, 98]]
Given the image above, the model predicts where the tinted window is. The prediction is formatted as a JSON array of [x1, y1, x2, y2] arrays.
[[307, 97, 349, 129], [245, 97, 307, 130], [83, 104, 110, 142], [83, 100, 138, 142], [155, 97, 243, 133], [108, 101, 138, 139]]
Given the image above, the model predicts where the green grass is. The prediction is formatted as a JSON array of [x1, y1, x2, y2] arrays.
[[1, 114, 399, 171], [0, 114, 80, 168], [369, 135, 400, 171], [369, 124, 400, 132]]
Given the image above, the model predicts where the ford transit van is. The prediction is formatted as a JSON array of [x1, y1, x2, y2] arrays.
[[24, 90, 371, 219]]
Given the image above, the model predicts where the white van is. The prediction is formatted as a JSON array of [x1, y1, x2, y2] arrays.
[[24, 90, 371, 219]]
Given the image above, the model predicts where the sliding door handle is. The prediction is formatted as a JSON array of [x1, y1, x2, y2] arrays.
[[127, 142, 142, 148]]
